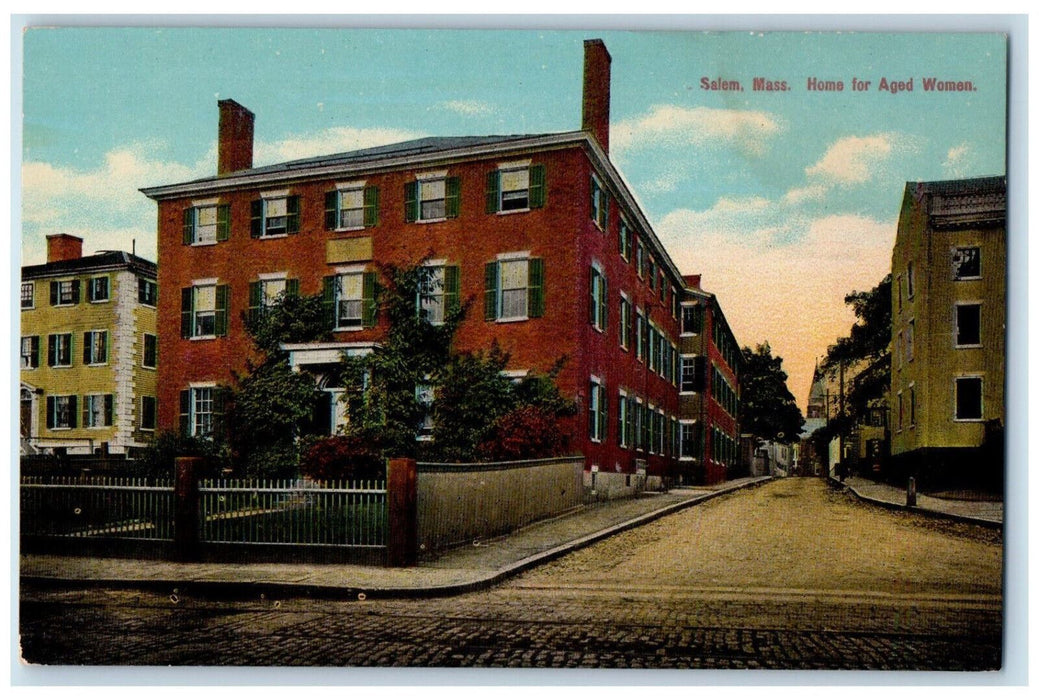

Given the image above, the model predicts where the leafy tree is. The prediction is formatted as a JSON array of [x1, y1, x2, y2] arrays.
[[228, 292, 331, 478], [820, 274, 892, 421], [740, 342, 804, 443]]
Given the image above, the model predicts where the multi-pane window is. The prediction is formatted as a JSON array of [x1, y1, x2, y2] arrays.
[[636, 241, 645, 278], [47, 395, 76, 430], [181, 284, 229, 338], [20, 336, 39, 369], [47, 333, 72, 367], [250, 196, 300, 237], [248, 276, 300, 324], [619, 222, 632, 261], [87, 276, 109, 303], [21, 282, 34, 309], [712, 365, 738, 417], [953, 247, 981, 280], [141, 396, 157, 431], [680, 422, 701, 460], [589, 266, 607, 331], [184, 204, 230, 244], [326, 186, 379, 229], [323, 272, 377, 330], [487, 165, 545, 213], [635, 310, 645, 361], [955, 376, 983, 421], [955, 304, 982, 346], [143, 333, 158, 369], [50, 280, 79, 306], [485, 257, 544, 321], [406, 176, 460, 222], [681, 356, 702, 393], [418, 266, 460, 325], [682, 304, 704, 335], [588, 378, 607, 442], [590, 176, 609, 230], [180, 387, 223, 438], [138, 278, 158, 306], [83, 330, 108, 365], [82, 394, 113, 428], [905, 320, 915, 362], [619, 297, 631, 349], [617, 391, 629, 448]]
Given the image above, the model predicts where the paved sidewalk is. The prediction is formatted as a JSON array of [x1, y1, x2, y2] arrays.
[[21, 476, 772, 599], [838, 476, 1003, 527]]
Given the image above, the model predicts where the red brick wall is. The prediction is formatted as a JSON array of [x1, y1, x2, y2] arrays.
[[156, 144, 682, 477]]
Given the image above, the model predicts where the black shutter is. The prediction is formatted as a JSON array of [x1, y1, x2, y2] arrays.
[[484, 262, 498, 321], [325, 191, 338, 230], [181, 288, 193, 338], [529, 164, 545, 209], [404, 182, 418, 223], [70, 280, 80, 304], [46, 397, 54, 430], [183, 208, 194, 245], [50, 281, 58, 306], [445, 177, 461, 219], [179, 390, 190, 437], [250, 199, 263, 237], [363, 186, 379, 227], [216, 204, 231, 241], [322, 276, 337, 329], [214, 285, 229, 336], [485, 170, 500, 214], [286, 195, 300, 233]]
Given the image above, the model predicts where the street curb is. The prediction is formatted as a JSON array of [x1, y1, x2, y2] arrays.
[[827, 476, 1002, 530], [21, 477, 774, 601]]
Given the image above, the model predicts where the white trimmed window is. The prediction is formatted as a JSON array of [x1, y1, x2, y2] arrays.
[[47, 395, 76, 430], [589, 377, 607, 442], [955, 303, 982, 347], [21, 282, 34, 309], [184, 203, 229, 244], [485, 255, 544, 322], [48, 333, 72, 368], [87, 276, 109, 303], [486, 164, 545, 213], [143, 333, 158, 369], [589, 265, 607, 331], [406, 174, 460, 223], [21, 336, 40, 370], [83, 330, 108, 365], [590, 176, 608, 230], [141, 396, 157, 431], [335, 273, 364, 329], [82, 394, 113, 428], [619, 296, 631, 350], [51, 280, 79, 306], [251, 194, 300, 237], [953, 247, 981, 280]]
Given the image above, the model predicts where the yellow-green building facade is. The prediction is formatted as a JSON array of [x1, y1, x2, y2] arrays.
[[890, 176, 1006, 487], [20, 234, 158, 456]]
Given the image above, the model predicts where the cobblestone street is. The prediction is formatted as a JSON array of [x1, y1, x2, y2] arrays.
[[19, 479, 1003, 670]]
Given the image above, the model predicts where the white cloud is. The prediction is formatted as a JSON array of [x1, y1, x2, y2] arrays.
[[942, 143, 974, 177], [437, 100, 493, 117], [659, 202, 894, 411], [805, 134, 896, 185], [782, 184, 828, 205], [255, 126, 425, 164], [611, 105, 783, 155]]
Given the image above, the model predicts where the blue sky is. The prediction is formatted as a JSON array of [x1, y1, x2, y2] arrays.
[[18, 27, 1007, 409]]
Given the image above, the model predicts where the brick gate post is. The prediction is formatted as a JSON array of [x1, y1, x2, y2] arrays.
[[174, 456, 202, 562], [386, 457, 418, 567]]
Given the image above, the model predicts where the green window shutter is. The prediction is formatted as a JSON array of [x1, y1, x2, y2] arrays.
[[83, 332, 91, 365], [49, 281, 58, 306], [216, 204, 231, 241], [46, 397, 54, 430], [322, 276, 336, 329], [363, 186, 379, 227], [590, 178, 598, 223], [250, 199, 263, 237], [589, 269, 598, 326], [404, 181, 418, 223], [361, 272, 378, 328], [47, 336, 56, 367], [68, 395, 78, 429], [325, 191, 338, 230], [247, 281, 262, 326], [485, 170, 500, 214], [445, 177, 461, 219], [444, 265, 460, 315], [83, 398, 90, 428], [100, 331, 108, 363], [104, 394, 114, 426], [286, 195, 300, 233], [627, 397, 636, 448], [179, 390, 190, 437], [183, 208, 195, 245], [181, 287, 193, 338], [71, 280, 80, 304], [588, 382, 596, 438], [529, 164, 545, 209], [527, 258, 544, 318], [213, 388, 227, 437], [286, 278, 300, 297], [598, 388, 608, 443], [484, 262, 498, 321], [31, 336, 39, 368], [602, 190, 610, 230], [600, 276, 608, 331], [214, 285, 229, 336]]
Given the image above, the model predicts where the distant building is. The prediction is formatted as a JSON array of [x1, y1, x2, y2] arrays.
[[675, 275, 741, 485], [20, 234, 158, 456], [889, 176, 1006, 487]]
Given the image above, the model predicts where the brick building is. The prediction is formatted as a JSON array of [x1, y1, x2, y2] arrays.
[[142, 40, 696, 491], [20, 234, 158, 456], [675, 275, 741, 485]]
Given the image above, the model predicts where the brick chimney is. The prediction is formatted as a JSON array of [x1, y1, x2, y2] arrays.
[[582, 39, 612, 154], [217, 99, 255, 176], [683, 274, 702, 289], [46, 233, 83, 263]]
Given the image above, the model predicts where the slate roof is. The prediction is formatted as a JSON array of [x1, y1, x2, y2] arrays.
[[22, 251, 157, 280]]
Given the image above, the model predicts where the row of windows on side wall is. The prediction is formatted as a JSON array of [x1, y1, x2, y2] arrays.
[[20, 332, 157, 370], [20, 278, 157, 309]]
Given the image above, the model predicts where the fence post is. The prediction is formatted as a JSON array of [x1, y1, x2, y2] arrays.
[[174, 456, 202, 562], [386, 457, 417, 567]]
